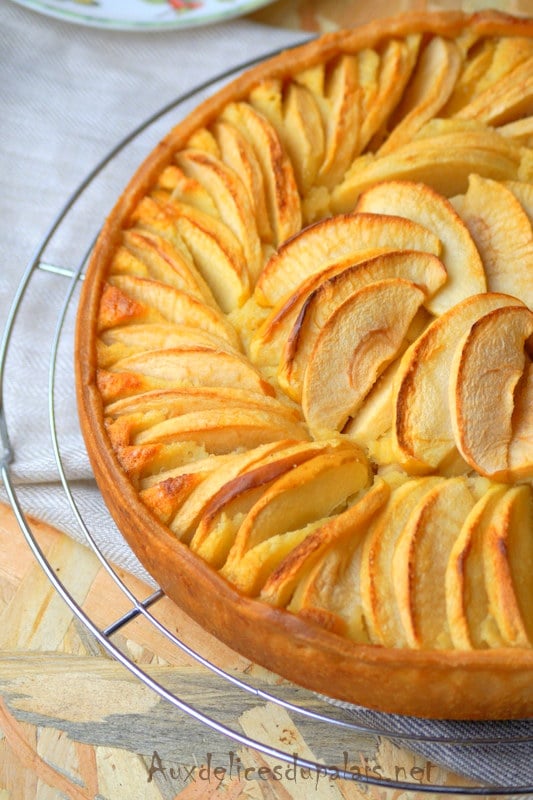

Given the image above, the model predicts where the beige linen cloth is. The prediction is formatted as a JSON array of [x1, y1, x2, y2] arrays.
[[1, 2, 532, 791]]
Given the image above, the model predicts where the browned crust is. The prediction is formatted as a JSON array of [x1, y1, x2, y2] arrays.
[[76, 9, 533, 720]]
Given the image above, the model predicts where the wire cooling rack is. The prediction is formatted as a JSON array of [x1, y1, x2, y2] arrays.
[[1, 51, 533, 796]]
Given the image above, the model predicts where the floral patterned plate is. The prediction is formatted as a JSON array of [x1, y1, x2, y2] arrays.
[[9, 0, 278, 31]]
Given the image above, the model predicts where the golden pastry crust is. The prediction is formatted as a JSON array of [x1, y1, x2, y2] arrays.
[[76, 9, 533, 719]]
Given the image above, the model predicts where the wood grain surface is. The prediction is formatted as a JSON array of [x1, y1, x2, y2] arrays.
[[0, 501, 473, 799]]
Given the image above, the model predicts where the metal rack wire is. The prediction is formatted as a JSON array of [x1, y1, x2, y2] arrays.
[[1, 52, 533, 796]]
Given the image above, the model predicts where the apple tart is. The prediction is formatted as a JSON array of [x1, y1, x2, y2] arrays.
[[76, 10, 533, 719]]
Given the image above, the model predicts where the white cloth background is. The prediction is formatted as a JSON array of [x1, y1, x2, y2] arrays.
[[1, 2, 532, 791]]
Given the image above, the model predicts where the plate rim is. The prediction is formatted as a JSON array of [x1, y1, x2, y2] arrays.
[[8, 0, 279, 32]]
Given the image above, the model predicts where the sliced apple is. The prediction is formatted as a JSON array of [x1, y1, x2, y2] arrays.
[[511, 359, 533, 474], [519, 147, 533, 183], [359, 35, 421, 152], [313, 54, 362, 189], [132, 406, 308, 455], [355, 180, 486, 314], [107, 347, 275, 398], [467, 36, 533, 98], [360, 477, 443, 647], [455, 55, 533, 127], [246, 78, 307, 205], [105, 407, 175, 451], [98, 282, 161, 332], [278, 54, 360, 191], [280, 481, 390, 642], [172, 214, 250, 312], [445, 484, 509, 650], [115, 440, 217, 488], [155, 163, 220, 218], [190, 440, 365, 565], [105, 389, 306, 465], [98, 324, 237, 369], [139, 464, 213, 525], [452, 174, 533, 308], [349, 45, 379, 144], [483, 485, 533, 647], [140, 452, 246, 496], [412, 117, 494, 140], [343, 359, 399, 447], [107, 274, 239, 348], [498, 116, 533, 147], [220, 101, 302, 248], [441, 37, 497, 116], [213, 119, 273, 244], [280, 81, 325, 195], [292, 577, 351, 637], [392, 478, 475, 649], [225, 521, 322, 599], [100, 323, 238, 361], [254, 212, 441, 308], [293, 61, 325, 96], [170, 440, 297, 542], [504, 180, 533, 224], [449, 304, 533, 482], [135, 191, 248, 297], [186, 126, 220, 156], [279, 250, 445, 401], [130, 195, 204, 268], [176, 148, 263, 281], [301, 278, 426, 434], [378, 37, 463, 156], [247, 78, 283, 128], [105, 386, 302, 425], [260, 479, 390, 608], [249, 249, 390, 368], [332, 127, 522, 213], [114, 229, 217, 307], [110, 394, 302, 444], [97, 367, 171, 405], [444, 37, 533, 118], [292, 93, 327, 193], [221, 443, 370, 580], [392, 292, 523, 474], [155, 194, 251, 309]]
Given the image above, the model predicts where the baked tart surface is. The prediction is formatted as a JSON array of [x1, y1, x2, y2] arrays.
[[76, 10, 533, 719]]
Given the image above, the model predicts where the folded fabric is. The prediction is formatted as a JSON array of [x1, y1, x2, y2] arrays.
[[328, 699, 533, 790]]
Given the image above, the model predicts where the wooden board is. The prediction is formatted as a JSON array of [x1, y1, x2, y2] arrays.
[[0, 502, 474, 799]]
